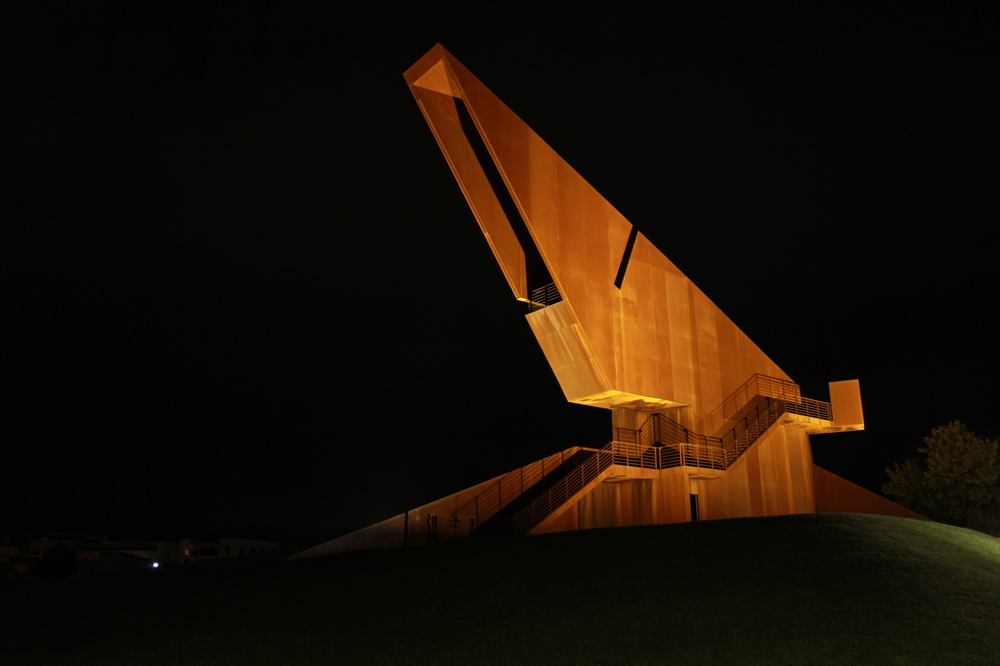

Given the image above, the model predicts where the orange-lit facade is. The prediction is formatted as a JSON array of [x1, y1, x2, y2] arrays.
[[293, 45, 922, 559]]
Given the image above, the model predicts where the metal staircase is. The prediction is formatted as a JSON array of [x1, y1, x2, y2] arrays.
[[474, 448, 611, 537], [452, 374, 833, 536], [613, 374, 832, 472]]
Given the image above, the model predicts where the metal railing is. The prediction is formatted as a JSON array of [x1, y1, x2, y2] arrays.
[[613, 417, 657, 449], [697, 373, 802, 437], [610, 440, 727, 470], [719, 397, 787, 466], [786, 396, 832, 421], [610, 378, 834, 474], [610, 440, 660, 469], [449, 375, 833, 538], [512, 445, 614, 534], [528, 282, 562, 312], [452, 448, 576, 528], [426, 514, 478, 542]]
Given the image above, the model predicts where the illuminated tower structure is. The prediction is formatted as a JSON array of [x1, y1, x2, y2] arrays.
[[293, 45, 923, 559]]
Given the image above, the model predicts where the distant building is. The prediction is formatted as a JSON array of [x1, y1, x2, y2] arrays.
[[0, 533, 107, 582], [0, 538, 29, 583], [75, 541, 180, 574], [293, 46, 925, 560], [179, 538, 279, 564], [0, 533, 277, 583], [26, 532, 107, 557]]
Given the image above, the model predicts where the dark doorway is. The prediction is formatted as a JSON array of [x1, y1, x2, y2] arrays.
[[689, 494, 700, 521]]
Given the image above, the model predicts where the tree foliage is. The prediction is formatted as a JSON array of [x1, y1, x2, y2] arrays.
[[883, 421, 1000, 535]]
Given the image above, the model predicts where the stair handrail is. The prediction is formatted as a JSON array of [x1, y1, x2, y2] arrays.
[[610, 391, 832, 473], [452, 447, 578, 527], [491, 378, 833, 536], [696, 373, 801, 438], [511, 445, 614, 535], [611, 440, 660, 469], [785, 396, 832, 420], [719, 396, 788, 465], [528, 282, 562, 312]]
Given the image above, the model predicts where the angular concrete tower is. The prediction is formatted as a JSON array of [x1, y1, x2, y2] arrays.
[[292, 46, 922, 559]]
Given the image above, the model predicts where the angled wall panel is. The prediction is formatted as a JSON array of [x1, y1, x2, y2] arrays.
[[813, 466, 928, 520], [405, 45, 794, 421]]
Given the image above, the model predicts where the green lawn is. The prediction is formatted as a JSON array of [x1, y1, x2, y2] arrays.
[[4, 513, 999, 664]]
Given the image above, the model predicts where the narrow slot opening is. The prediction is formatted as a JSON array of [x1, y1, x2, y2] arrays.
[[454, 98, 557, 308]]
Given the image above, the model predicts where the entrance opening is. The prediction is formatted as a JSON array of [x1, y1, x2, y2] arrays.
[[689, 494, 700, 521]]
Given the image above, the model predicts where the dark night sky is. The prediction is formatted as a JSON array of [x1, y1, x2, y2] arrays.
[[3, 5, 998, 550]]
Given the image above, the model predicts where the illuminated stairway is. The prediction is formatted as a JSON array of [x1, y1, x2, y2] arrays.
[[613, 374, 833, 472], [474, 449, 605, 537], [457, 375, 833, 537]]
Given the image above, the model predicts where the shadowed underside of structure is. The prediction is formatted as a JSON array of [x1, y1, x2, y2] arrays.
[[291, 45, 921, 560]]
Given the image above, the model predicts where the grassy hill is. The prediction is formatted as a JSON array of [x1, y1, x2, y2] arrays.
[[3, 513, 999, 665]]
